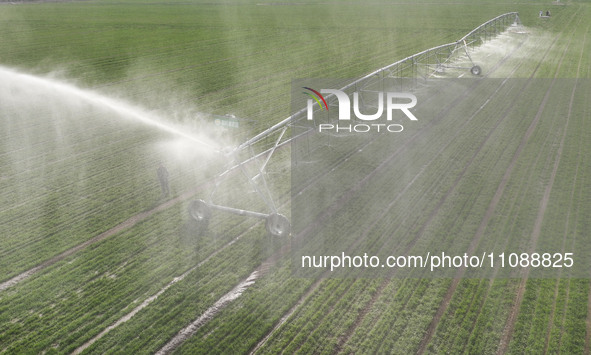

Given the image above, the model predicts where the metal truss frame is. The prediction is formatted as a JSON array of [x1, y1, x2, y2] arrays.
[[189, 12, 521, 237]]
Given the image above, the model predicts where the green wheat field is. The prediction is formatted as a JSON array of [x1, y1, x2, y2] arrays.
[[1, 0, 590, 353]]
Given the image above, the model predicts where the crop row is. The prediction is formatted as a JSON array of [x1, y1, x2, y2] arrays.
[[74, 13, 591, 354], [226, 12, 591, 353], [171, 37, 547, 353], [426, 9, 591, 353], [266, 61, 537, 354], [0, 0, 466, 282], [2, 1, 590, 354], [0, 109, 218, 279], [0, 197, 260, 353]]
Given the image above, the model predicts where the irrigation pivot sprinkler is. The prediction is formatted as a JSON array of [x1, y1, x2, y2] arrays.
[[188, 115, 303, 237], [433, 39, 482, 76], [382, 12, 521, 79], [187, 12, 522, 237]]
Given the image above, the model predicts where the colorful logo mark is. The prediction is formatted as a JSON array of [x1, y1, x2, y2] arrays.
[[302, 87, 328, 111]]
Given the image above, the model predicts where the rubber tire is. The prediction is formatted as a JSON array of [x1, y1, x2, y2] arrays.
[[471, 65, 482, 76], [265, 213, 291, 237], [188, 199, 211, 223]]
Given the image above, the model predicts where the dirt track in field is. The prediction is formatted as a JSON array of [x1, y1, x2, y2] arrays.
[[0, 186, 204, 292]]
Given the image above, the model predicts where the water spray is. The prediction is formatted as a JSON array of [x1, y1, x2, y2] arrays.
[[0, 64, 291, 237], [0, 65, 220, 154], [2, 12, 522, 239]]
